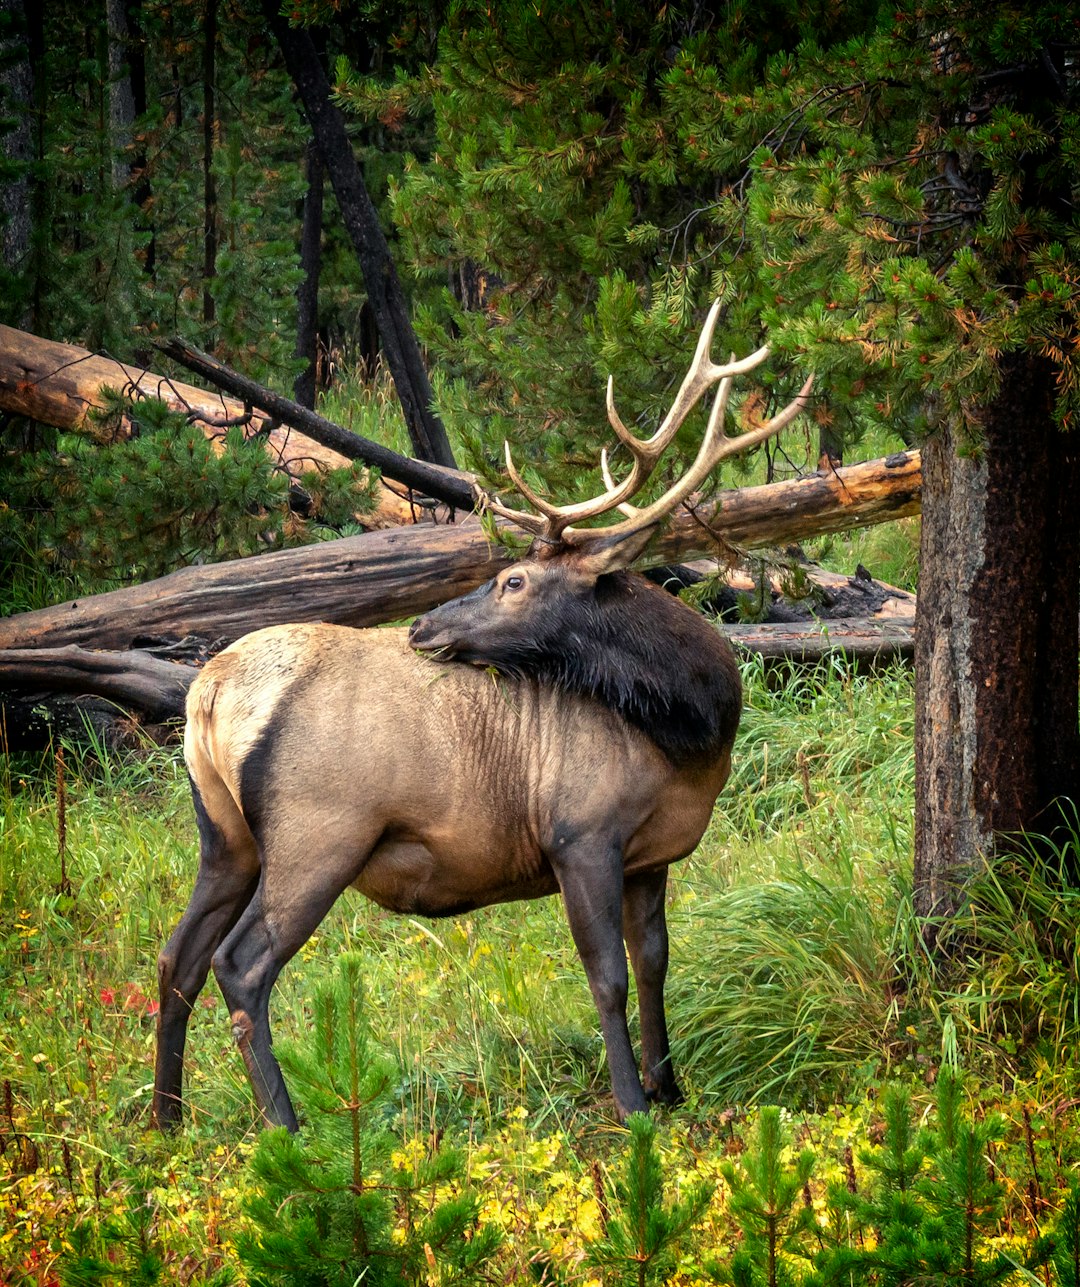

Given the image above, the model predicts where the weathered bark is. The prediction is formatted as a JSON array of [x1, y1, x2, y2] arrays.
[[0, 324, 441, 525], [0, 0, 33, 319], [914, 352, 1080, 923], [294, 141, 324, 409], [728, 618, 913, 668], [156, 336, 477, 510], [202, 0, 217, 326], [0, 645, 193, 720], [0, 450, 921, 653], [264, 4, 456, 470]]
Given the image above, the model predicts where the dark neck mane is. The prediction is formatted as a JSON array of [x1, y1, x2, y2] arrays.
[[529, 572, 741, 767]]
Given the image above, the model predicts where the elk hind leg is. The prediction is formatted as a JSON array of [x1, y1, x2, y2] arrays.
[[622, 868, 683, 1106], [154, 779, 260, 1130], [210, 831, 373, 1131]]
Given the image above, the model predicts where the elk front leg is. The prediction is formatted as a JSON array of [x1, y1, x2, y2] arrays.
[[622, 868, 682, 1106], [552, 839, 648, 1122]]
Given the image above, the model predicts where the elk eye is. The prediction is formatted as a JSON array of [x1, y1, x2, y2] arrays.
[[505, 575, 525, 591]]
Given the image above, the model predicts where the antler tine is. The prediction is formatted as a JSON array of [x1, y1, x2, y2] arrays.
[[600, 448, 641, 518], [479, 302, 812, 550], [563, 368, 815, 547]]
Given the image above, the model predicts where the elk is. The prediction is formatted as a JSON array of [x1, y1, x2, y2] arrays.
[[152, 303, 812, 1131]]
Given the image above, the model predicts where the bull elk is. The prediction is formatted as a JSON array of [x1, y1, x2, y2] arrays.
[[152, 303, 813, 1130]]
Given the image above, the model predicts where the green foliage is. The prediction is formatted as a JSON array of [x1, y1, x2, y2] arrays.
[[939, 813, 1080, 1073], [234, 953, 500, 1287], [11, 1, 309, 383], [59, 1168, 236, 1287], [717, 1107, 818, 1287], [1033, 1179, 1080, 1287], [0, 396, 376, 591], [586, 1113, 712, 1287], [331, 0, 1080, 506], [824, 1074, 1013, 1286]]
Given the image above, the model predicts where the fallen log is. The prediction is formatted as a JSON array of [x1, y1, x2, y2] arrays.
[[0, 607, 915, 750], [0, 644, 194, 721], [726, 617, 914, 668], [0, 450, 921, 654], [0, 324, 443, 526]]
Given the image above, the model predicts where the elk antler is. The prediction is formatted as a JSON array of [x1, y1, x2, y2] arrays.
[[483, 301, 814, 548]]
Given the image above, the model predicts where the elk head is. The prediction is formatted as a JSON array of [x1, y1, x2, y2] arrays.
[[409, 301, 814, 668]]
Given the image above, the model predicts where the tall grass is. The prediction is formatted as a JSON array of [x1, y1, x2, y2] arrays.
[[668, 659, 918, 1108], [6, 653, 1080, 1282]]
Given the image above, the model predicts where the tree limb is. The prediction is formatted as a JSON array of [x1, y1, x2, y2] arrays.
[[156, 336, 478, 511]]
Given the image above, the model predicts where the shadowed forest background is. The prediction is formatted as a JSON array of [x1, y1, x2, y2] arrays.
[[1, 0, 1079, 1282]]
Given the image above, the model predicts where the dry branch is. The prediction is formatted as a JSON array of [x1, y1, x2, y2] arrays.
[[155, 336, 477, 511]]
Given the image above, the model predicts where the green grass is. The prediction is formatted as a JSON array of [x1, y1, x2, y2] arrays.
[[4, 657, 1080, 1281]]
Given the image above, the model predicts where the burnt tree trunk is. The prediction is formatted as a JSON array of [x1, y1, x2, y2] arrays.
[[294, 141, 323, 409], [0, 0, 32, 321], [265, 6, 456, 470], [914, 352, 1080, 924]]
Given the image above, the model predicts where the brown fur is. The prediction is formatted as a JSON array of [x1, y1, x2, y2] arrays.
[[154, 563, 740, 1131]]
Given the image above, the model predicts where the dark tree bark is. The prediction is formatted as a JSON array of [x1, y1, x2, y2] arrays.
[[914, 352, 1080, 925], [0, 0, 33, 325], [264, 4, 457, 469], [202, 0, 217, 325], [106, 0, 136, 191], [294, 141, 323, 409], [126, 0, 155, 280]]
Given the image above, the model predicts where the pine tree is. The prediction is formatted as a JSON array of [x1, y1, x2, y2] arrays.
[[826, 1074, 1011, 1286], [716, 1107, 819, 1287], [585, 1113, 712, 1287], [234, 953, 500, 1287]]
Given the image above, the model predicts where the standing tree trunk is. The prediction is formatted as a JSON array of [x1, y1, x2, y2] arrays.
[[126, 0, 155, 282], [202, 0, 217, 326], [294, 141, 323, 409], [264, 5, 456, 469], [106, 0, 136, 191], [914, 351, 1080, 926], [0, 0, 33, 326]]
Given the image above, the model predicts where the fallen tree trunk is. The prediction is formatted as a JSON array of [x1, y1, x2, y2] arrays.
[[0, 645, 195, 721], [726, 618, 914, 668], [0, 608, 915, 749], [0, 324, 441, 526], [0, 450, 921, 654]]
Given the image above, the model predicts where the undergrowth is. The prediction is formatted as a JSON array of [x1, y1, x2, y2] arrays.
[[3, 659, 1080, 1283]]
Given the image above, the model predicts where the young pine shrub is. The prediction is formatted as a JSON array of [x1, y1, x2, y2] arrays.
[[827, 1072, 1012, 1286], [585, 1113, 713, 1287], [234, 954, 499, 1287], [714, 1106, 819, 1287]]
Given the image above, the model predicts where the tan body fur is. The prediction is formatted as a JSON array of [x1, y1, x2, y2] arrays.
[[187, 624, 729, 919]]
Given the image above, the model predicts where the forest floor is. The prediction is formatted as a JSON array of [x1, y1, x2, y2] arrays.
[[4, 636, 1080, 1283]]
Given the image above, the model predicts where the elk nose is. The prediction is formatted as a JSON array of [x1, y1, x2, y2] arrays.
[[409, 614, 442, 649]]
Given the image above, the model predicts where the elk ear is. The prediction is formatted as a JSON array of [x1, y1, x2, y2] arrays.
[[573, 523, 659, 580]]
